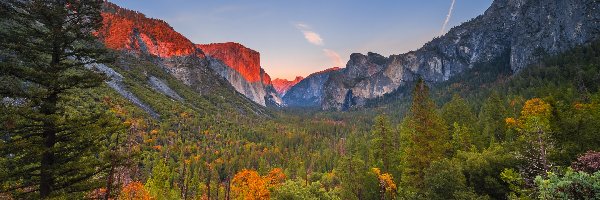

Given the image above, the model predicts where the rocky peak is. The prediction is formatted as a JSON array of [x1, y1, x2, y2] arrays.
[[272, 76, 304, 95], [316, 67, 342, 74], [317, 0, 600, 110], [196, 42, 283, 106], [345, 52, 386, 78], [99, 2, 199, 58], [196, 42, 262, 83], [282, 67, 342, 107], [99, 2, 282, 107]]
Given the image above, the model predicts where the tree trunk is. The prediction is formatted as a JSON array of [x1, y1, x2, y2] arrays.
[[40, 127, 56, 198], [538, 130, 549, 175], [225, 179, 231, 200], [104, 165, 115, 200], [181, 162, 187, 200], [40, 93, 58, 198], [206, 175, 211, 200]]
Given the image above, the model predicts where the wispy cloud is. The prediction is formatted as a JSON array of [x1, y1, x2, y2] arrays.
[[296, 23, 342, 67], [302, 31, 323, 46], [295, 23, 310, 30], [323, 49, 343, 67], [296, 23, 324, 46], [440, 0, 456, 35]]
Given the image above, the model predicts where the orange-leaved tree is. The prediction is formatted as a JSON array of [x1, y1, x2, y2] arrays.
[[120, 182, 153, 200], [231, 168, 286, 200]]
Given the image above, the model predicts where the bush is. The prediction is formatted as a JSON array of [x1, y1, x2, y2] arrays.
[[571, 151, 600, 173], [535, 169, 600, 199]]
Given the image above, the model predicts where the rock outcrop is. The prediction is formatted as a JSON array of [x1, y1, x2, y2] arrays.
[[320, 0, 600, 110], [99, 3, 281, 107], [283, 67, 341, 107], [197, 43, 262, 82], [99, 3, 200, 58], [196, 43, 282, 106], [272, 76, 304, 96]]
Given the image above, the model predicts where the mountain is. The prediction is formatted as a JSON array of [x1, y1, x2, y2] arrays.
[[97, 2, 270, 117], [100, 4, 199, 58], [283, 67, 341, 107], [197, 43, 282, 106], [272, 76, 304, 96], [317, 0, 600, 110], [99, 2, 281, 111]]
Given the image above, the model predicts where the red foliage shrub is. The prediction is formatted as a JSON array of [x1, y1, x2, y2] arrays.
[[571, 151, 600, 173]]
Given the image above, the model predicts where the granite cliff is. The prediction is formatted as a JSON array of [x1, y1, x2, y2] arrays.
[[99, 3, 281, 107], [197, 43, 282, 106], [283, 67, 341, 107], [319, 0, 600, 110]]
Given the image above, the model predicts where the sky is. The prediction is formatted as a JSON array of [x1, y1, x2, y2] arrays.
[[111, 0, 493, 80]]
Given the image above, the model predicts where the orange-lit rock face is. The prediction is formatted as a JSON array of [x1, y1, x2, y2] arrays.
[[99, 3, 197, 58], [261, 70, 273, 86], [272, 76, 303, 95], [197, 42, 262, 83]]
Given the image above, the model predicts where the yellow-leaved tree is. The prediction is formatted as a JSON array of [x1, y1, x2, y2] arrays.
[[505, 98, 553, 182], [372, 168, 397, 200]]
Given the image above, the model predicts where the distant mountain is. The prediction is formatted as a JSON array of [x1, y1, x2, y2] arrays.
[[283, 67, 341, 107], [272, 76, 304, 96], [316, 0, 600, 110], [99, 2, 282, 109]]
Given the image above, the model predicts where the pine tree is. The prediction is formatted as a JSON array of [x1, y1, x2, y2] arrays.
[[0, 0, 116, 198], [441, 94, 476, 131], [371, 114, 396, 173], [478, 91, 508, 147], [400, 78, 449, 193]]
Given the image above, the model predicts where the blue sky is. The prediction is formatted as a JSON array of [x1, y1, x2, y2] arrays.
[[111, 0, 493, 80]]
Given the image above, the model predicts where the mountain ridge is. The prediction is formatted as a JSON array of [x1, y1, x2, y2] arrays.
[[99, 2, 282, 107], [272, 76, 304, 96], [314, 0, 600, 110]]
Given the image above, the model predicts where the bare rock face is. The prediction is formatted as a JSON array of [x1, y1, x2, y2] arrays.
[[196, 43, 283, 106], [197, 43, 262, 82], [320, 0, 600, 110], [99, 2, 219, 95], [272, 76, 304, 96], [99, 3, 282, 107], [99, 3, 200, 58], [283, 67, 341, 107], [204, 56, 282, 106]]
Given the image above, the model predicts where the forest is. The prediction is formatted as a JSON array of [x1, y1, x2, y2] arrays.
[[1, 1, 600, 200]]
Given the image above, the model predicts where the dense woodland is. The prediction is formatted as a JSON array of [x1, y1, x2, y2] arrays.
[[1, 1, 600, 200]]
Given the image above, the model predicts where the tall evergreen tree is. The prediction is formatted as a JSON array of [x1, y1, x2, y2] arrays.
[[400, 78, 449, 193], [441, 94, 476, 131], [0, 0, 116, 198], [371, 114, 396, 173], [478, 91, 508, 146], [441, 95, 477, 152]]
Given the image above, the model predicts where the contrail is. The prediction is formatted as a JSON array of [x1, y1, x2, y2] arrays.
[[440, 0, 456, 35]]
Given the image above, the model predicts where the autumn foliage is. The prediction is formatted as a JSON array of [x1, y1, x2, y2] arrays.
[[120, 182, 153, 200], [372, 168, 397, 199], [231, 168, 286, 200], [571, 151, 600, 173]]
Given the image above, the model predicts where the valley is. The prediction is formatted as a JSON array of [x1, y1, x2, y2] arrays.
[[1, 0, 600, 199]]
